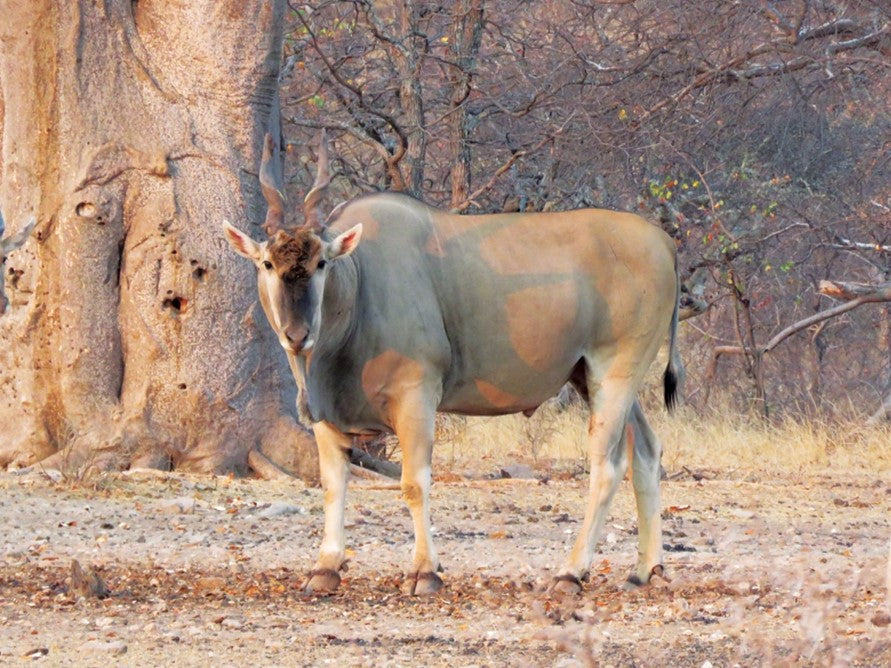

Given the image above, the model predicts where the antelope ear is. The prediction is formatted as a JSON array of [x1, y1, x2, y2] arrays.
[[223, 221, 262, 261], [1, 217, 35, 254], [325, 224, 362, 261]]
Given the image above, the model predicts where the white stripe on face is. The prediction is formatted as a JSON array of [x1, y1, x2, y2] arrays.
[[263, 261, 285, 331]]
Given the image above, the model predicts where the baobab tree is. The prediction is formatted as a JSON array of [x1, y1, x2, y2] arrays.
[[0, 1, 317, 478]]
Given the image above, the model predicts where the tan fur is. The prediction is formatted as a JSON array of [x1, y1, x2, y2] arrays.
[[267, 230, 322, 281], [505, 280, 579, 372], [474, 379, 524, 410]]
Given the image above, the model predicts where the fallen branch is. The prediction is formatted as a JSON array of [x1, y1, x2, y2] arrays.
[[348, 447, 402, 480], [349, 463, 394, 483], [247, 449, 300, 482]]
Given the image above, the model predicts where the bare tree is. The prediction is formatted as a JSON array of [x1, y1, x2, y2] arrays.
[[281, 0, 889, 417]]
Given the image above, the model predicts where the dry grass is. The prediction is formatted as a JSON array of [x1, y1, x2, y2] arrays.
[[654, 403, 891, 475], [435, 398, 891, 476], [435, 401, 588, 471]]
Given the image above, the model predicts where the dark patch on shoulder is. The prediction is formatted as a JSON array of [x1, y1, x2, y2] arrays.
[[267, 230, 322, 281]]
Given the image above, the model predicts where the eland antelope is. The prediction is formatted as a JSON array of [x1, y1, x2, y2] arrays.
[[224, 133, 683, 595], [0, 210, 35, 316]]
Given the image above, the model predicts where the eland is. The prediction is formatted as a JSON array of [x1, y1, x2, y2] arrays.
[[224, 133, 683, 595]]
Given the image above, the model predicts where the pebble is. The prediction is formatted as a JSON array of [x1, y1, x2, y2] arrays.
[[257, 503, 306, 519], [79, 640, 127, 655], [158, 497, 196, 514]]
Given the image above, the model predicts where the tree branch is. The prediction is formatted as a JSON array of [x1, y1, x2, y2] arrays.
[[710, 280, 891, 358]]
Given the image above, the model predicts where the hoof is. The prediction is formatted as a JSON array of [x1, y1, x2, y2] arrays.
[[623, 564, 668, 590], [550, 573, 583, 595], [403, 571, 444, 596], [302, 568, 341, 594]]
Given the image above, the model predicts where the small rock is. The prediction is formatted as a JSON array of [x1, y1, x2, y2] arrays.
[[871, 612, 890, 627], [499, 464, 536, 479], [41, 469, 63, 483], [69, 560, 110, 599], [257, 502, 306, 519], [22, 648, 49, 659], [79, 640, 127, 656], [194, 576, 227, 594], [159, 497, 196, 514]]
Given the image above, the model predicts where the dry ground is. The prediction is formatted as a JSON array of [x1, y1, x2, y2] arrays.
[[1, 412, 890, 666]]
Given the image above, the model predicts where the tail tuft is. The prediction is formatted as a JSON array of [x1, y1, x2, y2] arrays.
[[663, 253, 684, 413], [664, 367, 680, 413]]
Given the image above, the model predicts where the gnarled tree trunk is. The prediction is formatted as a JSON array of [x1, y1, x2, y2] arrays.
[[0, 0, 317, 479]]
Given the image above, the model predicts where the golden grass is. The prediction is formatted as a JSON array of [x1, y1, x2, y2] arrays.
[[435, 399, 891, 475], [655, 404, 891, 474], [434, 404, 588, 470]]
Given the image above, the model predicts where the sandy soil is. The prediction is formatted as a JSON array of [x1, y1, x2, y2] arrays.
[[0, 466, 888, 666]]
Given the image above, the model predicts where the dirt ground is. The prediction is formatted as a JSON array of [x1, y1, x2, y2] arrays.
[[0, 465, 889, 667]]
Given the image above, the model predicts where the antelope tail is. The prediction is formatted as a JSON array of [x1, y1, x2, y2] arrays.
[[663, 257, 684, 412]]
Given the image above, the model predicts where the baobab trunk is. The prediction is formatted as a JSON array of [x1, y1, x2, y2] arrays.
[[0, 0, 318, 479]]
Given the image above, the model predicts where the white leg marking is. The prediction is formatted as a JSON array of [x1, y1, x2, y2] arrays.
[[405, 464, 438, 571], [561, 375, 635, 581], [629, 402, 664, 583], [395, 398, 440, 576], [313, 422, 350, 571]]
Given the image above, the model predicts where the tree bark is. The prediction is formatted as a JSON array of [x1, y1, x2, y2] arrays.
[[447, 0, 484, 209], [0, 0, 318, 480], [387, 2, 426, 196]]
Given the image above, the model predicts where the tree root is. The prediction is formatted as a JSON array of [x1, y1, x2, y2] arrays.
[[247, 448, 301, 482]]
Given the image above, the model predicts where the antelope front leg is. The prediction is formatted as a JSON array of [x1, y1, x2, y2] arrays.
[[393, 396, 441, 595], [303, 421, 351, 593]]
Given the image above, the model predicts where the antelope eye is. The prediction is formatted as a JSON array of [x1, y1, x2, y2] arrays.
[[317, 260, 327, 271], [263, 261, 273, 270]]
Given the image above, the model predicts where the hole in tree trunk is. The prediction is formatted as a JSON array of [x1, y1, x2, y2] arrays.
[[162, 296, 188, 314], [75, 202, 97, 218]]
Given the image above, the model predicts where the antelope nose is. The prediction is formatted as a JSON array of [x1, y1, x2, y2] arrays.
[[283, 325, 310, 351]]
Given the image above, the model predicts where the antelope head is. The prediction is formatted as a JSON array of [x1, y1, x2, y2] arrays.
[[0, 210, 36, 316], [223, 132, 362, 354]]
